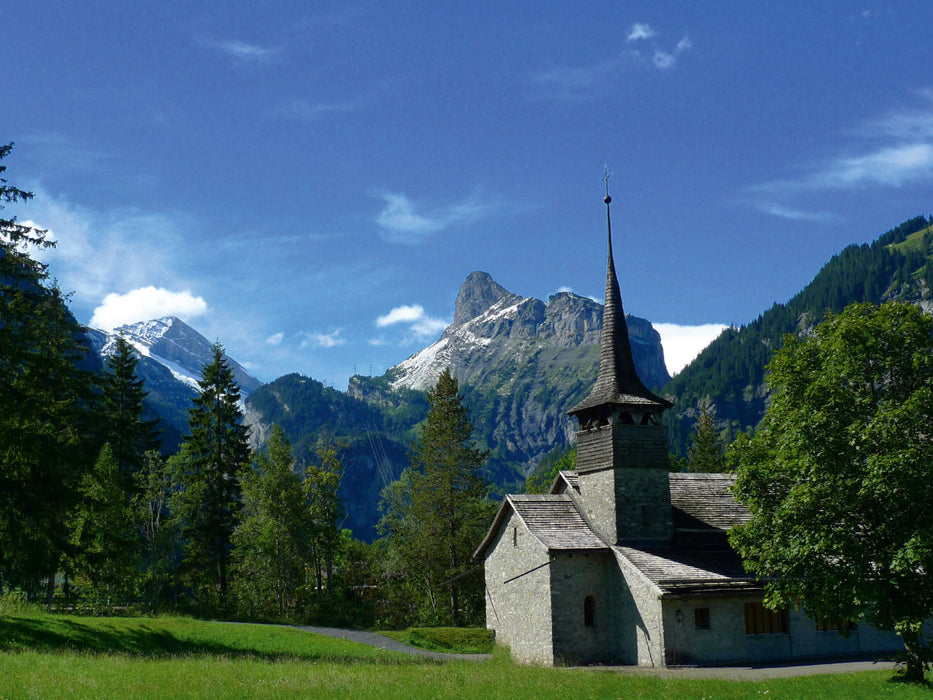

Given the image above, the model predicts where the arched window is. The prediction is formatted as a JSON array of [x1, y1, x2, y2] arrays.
[[584, 596, 596, 628]]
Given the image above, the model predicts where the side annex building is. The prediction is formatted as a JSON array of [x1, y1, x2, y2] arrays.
[[474, 191, 903, 667]]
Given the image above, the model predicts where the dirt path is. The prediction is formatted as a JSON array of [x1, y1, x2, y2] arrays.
[[293, 625, 492, 662]]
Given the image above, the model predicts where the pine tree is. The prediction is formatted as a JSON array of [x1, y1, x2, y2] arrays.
[[172, 342, 250, 612], [380, 368, 492, 626], [0, 143, 97, 597], [687, 399, 727, 472], [232, 425, 311, 619], [68, 443, 139, 608], [101, 336, 160, 494]]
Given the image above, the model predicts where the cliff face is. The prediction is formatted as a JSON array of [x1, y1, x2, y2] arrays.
[[357, 271, 670, 479]]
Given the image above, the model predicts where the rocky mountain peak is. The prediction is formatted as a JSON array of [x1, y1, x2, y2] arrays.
[[453, 271, 520, 326]]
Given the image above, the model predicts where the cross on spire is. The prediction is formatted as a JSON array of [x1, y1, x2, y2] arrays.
[[601, 165, 613, 203]]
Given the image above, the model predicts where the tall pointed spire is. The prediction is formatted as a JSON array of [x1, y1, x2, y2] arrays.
[[569, 169, 671, 419]]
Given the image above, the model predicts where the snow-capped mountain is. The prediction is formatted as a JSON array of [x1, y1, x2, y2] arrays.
[[350, 271, 669, 478], [85, 317, 263, 451], [95, 316, 262, 396], [387, 271, 669, 393]]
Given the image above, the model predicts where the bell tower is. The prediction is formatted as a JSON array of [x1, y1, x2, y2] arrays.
[[567, 170, 673, 546]]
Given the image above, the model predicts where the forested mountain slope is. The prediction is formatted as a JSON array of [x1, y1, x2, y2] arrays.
[[663, 215, 933, 454]]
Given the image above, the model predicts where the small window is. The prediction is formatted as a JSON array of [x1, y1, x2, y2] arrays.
[[694, 607, 711, 629], [744, 601, 788, 635], [584, 596, 596, 628], [816, 618, 857, 633], [512, 527, 517, 547]]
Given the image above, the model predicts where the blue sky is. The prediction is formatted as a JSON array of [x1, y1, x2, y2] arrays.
[[5, 2, 933, 387]]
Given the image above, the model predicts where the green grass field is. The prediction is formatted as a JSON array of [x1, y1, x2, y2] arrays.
[[0, 608, 928, 699]]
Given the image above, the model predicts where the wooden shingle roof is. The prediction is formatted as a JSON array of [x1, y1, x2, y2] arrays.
[[615, 545, 761, 597], [669, 473, 750, 531], [567, 202, 671, 417], [474, 493, 606, 558]]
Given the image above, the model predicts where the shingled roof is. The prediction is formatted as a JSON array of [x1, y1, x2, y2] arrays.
[[567, 197, 670, 417], [474, 494, 607, 558], [669, 473, 750, 531], [615, 545, 761, 597]]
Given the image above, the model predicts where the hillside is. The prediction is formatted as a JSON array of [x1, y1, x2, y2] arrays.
[[246, 271, 670, 538], [352, 271, 668, 480], [663, 215, 933, 454]]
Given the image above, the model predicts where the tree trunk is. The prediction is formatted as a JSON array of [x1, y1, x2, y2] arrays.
[[902, 622, 926, 682]]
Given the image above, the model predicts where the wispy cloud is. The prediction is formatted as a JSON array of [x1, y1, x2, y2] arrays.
[[201, 39, 281, 64], [374, 304, 448, 344], [301, 329, 345, 349], [266, 332, 285, 346], [90, 287, 208, 331], [531, 24, 692, 100], [18, 188, 193, 312], [627, 23, 657, 42], [374, 191, 492, 243], [270, 95, 370, 121], [752, 92, 933, 217]]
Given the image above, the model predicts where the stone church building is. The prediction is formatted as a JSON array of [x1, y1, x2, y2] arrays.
[[474, 192, 903, 667]]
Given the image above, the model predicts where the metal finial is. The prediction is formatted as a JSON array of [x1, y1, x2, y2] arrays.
[[601, 165, 613, 204]]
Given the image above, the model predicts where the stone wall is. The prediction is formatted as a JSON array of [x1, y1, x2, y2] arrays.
[[614, 549, 665, 666], [549, 552, 614, 665], [660, 596, 904, 666], [483, 511, 554, 665], [577, 467, 672, 544]]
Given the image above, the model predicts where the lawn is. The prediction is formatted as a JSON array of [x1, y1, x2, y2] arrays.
[[0, 610, 928, 699]]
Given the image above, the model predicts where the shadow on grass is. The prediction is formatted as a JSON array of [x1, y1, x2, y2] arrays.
[[0, 616, 425, 664]]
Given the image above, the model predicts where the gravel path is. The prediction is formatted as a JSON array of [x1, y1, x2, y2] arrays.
[[293, 625, 492, 662], [294, 626, 898, 678]]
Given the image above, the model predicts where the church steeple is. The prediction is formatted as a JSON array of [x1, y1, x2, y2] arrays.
[[568, 170, 671, 423], [567, 171, 674, 545]]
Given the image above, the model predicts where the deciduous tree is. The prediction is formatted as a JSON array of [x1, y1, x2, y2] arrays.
[[232, 425, 311, 618], [730, 302, 933, 682]]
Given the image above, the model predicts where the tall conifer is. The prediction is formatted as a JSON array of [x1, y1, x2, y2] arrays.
[[172, 342, 250, 611]]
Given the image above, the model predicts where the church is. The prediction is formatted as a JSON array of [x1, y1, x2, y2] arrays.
[[474, 188, 903, 667]]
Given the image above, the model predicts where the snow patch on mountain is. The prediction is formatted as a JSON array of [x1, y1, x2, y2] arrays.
[[390, 336, 451, 390]]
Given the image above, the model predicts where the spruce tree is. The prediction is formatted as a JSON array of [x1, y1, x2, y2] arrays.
[[68, 443, 139, 608], [687, 399, 726, 472], [0, 143, 97, 597], [172, 342, 250, 612], [101, 335, 160, 495], [380, 368, 492, 626]]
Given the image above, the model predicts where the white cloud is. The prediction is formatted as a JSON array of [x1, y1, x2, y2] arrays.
[[270, 95, 370, 121], [301, 329, 345, 349], [627, 23, 657, 42], [90, 287, 208, 331], [752, 94, 933, 218], [654, 323, 728, 376], [266, 332, 284, 346], [374, 304, 449, 343], [202, 39, 280, 64], [817, 143, 933, 188], [755, 203, 833, 222], [374, 192, 491, 243], [18, 188, 190, 309], [653, 51, 676, 70], [377, 304, 427, 327]]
